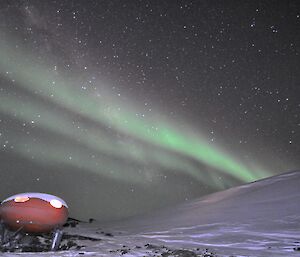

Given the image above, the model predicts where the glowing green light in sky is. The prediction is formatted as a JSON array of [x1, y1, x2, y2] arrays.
[[0, 37, 272, 188]]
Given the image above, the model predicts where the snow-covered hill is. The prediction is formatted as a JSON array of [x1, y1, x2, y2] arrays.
[[2, 170, 300, 256]]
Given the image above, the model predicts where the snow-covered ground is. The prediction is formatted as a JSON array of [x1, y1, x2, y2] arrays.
[[2, 170, 300, 256]]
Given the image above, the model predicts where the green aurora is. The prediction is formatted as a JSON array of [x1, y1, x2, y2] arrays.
[[0, 38, 272, 189]]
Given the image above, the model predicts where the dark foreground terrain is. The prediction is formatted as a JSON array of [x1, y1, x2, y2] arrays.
[[1, 171, 300, 257]]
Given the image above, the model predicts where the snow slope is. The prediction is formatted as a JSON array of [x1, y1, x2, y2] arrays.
[[2, 170, 300, 256]]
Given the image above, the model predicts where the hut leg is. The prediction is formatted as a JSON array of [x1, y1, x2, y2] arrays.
[[51, 228, 63, 251]]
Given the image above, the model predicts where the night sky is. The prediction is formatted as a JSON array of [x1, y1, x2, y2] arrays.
[[0, 0, 299, 221]]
